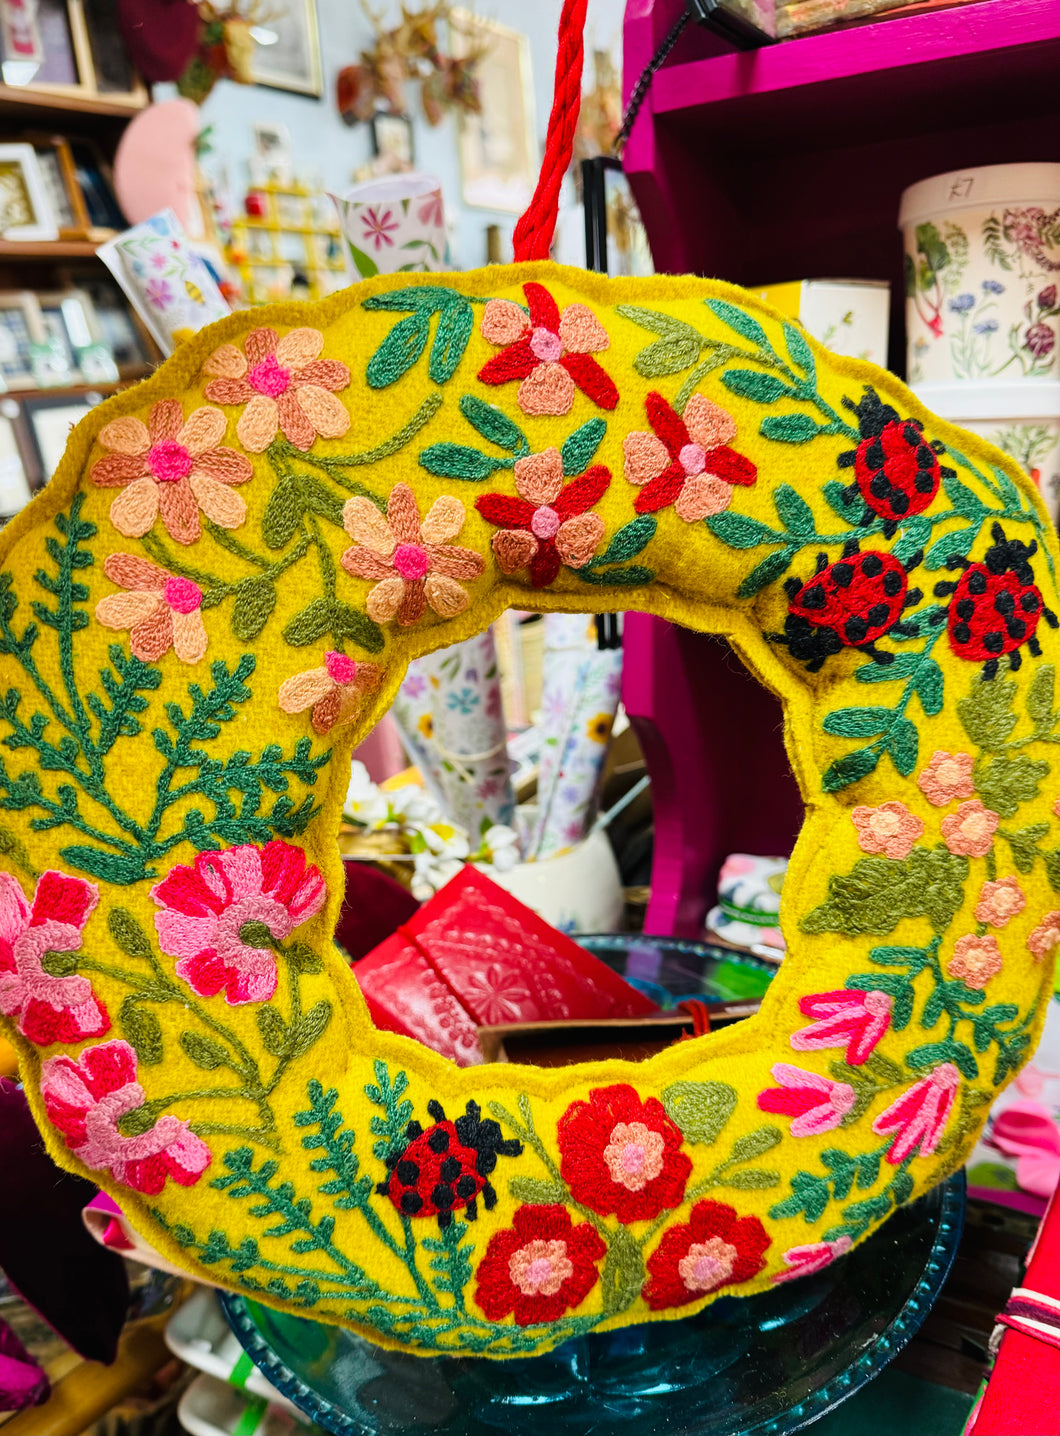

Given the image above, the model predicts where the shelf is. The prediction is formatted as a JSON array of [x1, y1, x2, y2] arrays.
[[0, 83, 145, 121], [0, 239, 100, 258]]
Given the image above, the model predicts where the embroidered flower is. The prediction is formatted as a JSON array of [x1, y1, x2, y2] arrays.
[[150, 840, 326, 1006], [643, 1200, 770, 1310], [474, 1204, 606, 1326], [203, 327, 351, 454], [91, 401, 252, 545], [1028, 910, 1060, 961], [0, 870, 107, 1046], [341, 483, 484, 626], [477, 282, 618, 416], [773, 1236, 853, 1283], [850, 800, 924, 859], [948, 933, 1004, 989], [917, 750, 975, 806], [475, 449, 607, 587], [277, 651, 383, 735], [622, 391, 756, 521], [557, 1083, 691, 1223], [95, 554, 207, 665], [756, 1063, 856, 1137], [40, 1040, 210, 1194], [974, 875, 1026, 930], [791, 988, 892, 1066], [873, 1063, 960, 1164], [941, 799, 1000, 857]]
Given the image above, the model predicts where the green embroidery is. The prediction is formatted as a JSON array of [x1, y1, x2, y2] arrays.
[[660, 1080, 737, 1146], [363, 287, 481, 388], [576, 515, 656, 588], [801, 847, 969, 937], [770, 1140, 911, 1233]]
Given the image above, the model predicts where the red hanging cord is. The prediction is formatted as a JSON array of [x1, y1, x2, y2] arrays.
[[511, 0, 589, 262]]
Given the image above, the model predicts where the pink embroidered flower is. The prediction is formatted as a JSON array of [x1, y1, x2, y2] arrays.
[[95, 553, 207, 665], [90, 401, 252, 546], [773, 1236, 853, 1283], [361, 206, 399, 250], [203, 327, 351, 453], [941, 799, 999, 857], [277, 651, 383, 735], [791, 988, 893, 1066], [478, 282, 618, 416], [850, 800, 924, 860], [40, 1040, 210, 1194], [1028, 911, 1060, 962], [341, 483, 485, 627], [150, 840, 326, 1005], [623, 391, 757, 521], [0, 870, 108, 1046], [474, 448, 608, 587], [873, 1063, 960, 1164], [756, 1063, 856, 1137], [974, 875, 1026, 929], [948, 933, 1004, 989], [917, 750, 975, 806]]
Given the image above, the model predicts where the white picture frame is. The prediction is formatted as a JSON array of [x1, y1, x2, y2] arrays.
[[0, 142, 58, 240], [247, 0, 323, 98], [449, 10, 537, 215]]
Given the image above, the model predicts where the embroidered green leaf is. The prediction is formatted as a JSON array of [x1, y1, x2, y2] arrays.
[[942, 471, 985, 520], [41, 948, 78, 976], [419, 444, 503, 480], [180, 1032, 229, 1070], [801, 846, 969, 936], [706, 513, 783, 549], [661, 1080, 737, 1145], [288, 941, 323, 975], [430, 299, 474, 382], [957, 676, 1018, 750], [118, 1104, 158, 1137], [257, 1006, 288, 1057], [365, 312, 432, 388], [737, 547, 796, 599], [109, 907, 153, 961], [509, 1176, 568, 1204], [289, 1000, 332, 1057], [728, 1125, 781, 1163], [892, 517, 931, 566], [821, 746, 881, 791], [759, 413, 821, 444], [906, 1038, 979, 1081], [632, 338, 703, 377], [975, 754, 1049, 819], [262, 476, 305, 550], [58, 845, 148, 883], [924, 525, 977, 571], [231, 576, 277, 642], [561, 418, 607, 475], [888, 716, 920, 776], [0, 824, 37, 878], [855, 652, 920, 683], [120, 997, 163, 1065], [297, 477, 344, 528], [576, 564, 653, 587], [1027, 664, 1056, 727], [363, 285, 459, 313], [1045, 849, 1060, 892], [600, 1224, 644, 1317], [616, 304, 706, 348], [773, 485, 815, 536], [722, 1167, 780, 1190], [912, 659, 945, 716], [822, 706, 895, 739], [707, 298, 770, 350], [460, 395, 527, 454], [722, 370, 796, 405], [1002, 823, 1051, 873], [782, 322, 815, 378], [282, 598, 384, 653], [591, 515, 656, 567], [823, 480, 856, 520]]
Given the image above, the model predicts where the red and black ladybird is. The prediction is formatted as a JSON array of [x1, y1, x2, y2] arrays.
[[378, 1099, 522, 1228], [934, 522, 1058, 679], [773, 539, 923, 672], [837, 388, 953, 537]]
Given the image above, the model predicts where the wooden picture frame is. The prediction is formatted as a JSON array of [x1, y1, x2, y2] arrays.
[[0, 142, 58, 241], [0, 0, 147, 107], [28, 133, 91, 239], [57, 266, 156, 378], [247, 0, 323, 98], [21, 390, 102, 483], [0, 291, 44, 389]]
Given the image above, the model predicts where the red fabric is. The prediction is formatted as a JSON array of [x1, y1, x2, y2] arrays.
[[334, 860, 418, 961]]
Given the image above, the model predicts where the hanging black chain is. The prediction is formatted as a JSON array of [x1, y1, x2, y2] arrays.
[[612, 10, 690, 157]]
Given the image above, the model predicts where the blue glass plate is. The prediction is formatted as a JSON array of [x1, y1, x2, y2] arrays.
[[220, 1172, 965, 1436]]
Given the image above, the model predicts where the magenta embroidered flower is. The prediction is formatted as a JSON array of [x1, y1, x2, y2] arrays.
[[790, 988, 893, 1066], [0, 870, 108, 1047], [773, 1236, 853, 1283], [40, 1040, 210, 1194], [150, 840, 326, 1005], [756, 1063, 856, 1137], [850, 800, 924, 860], [95, 553, 207, 664], [872, 1063, 960, 1164], [277, 651, 383, 735], [203, 327, 351, 453], [361, 206, 400, 250]]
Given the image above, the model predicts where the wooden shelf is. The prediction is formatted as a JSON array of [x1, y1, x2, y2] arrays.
[[0, 83, 145, 122], [0, 239, 100, 258]]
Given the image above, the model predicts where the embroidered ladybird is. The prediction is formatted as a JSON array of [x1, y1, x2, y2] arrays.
[[837, 388, 953, 536], [934, 522, 1058, 679], [772, 539, 923, 673], [378, 1099, 522, 1228]]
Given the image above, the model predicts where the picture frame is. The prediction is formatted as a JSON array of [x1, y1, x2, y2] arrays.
[[252, 122, 293, 185], [247, 0, 323, 98], [371, 112, 415, 170], [449, 9, 537, 214], [0, 143, 58, 241], [581, 156, 654, 278], [29, 133, 89, 238], [68, 139, 125, 232], [58, 268, 156, 377], [21, 391, 102, 484], [0, 0, 145, 102], [0, 291, 43, 389], [35, 288, 119, 386], [0, 399, 35, 522]]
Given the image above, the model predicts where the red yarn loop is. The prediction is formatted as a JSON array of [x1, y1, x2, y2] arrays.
[[512, 0, 589, 263]]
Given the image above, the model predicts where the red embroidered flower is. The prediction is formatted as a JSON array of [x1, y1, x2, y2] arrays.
[[756, 1063, 856, 1137], [623, 391, 756, 521], [203, 327, 350, 453], [774, 1236, 852, 1283], [40, 1039, 210, 1194], [557, 1083, 691, 1223], [478, 283, 618, 416], [95, 554, 207, 665], [277, 651, 383, 735], [0, 870, 107, 1046], [643, 1199, 770, 1310], [790, 988, 892, 1066], [475, 448, 608, 587], [150, 840, 326, 1005], [872, 1063, 960, 1164], [474, 1204, 605, 1325]]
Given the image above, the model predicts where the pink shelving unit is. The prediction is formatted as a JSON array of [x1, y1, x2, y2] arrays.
[[620, 0, 1060, 937]]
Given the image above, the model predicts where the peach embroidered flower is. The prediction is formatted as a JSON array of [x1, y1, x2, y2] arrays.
[[941, 799, 999, 857], [477, 282, 618, 416], [948, 933, 1003, 989], [850, 800, 924, 859], [974, 875, 1027, 929], [203, 327, 350, 453], [277, 651, 383, 735], [917, 750, 975, 806], [90, 401, 252, 545], [341, 483, 484, 626], [1028, 911, 1060, 961], [623, 390, 756, 522], [474, 448, 608, 587], [95, 554, 207, 664]]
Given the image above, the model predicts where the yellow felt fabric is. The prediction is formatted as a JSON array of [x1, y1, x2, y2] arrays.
[[0, 262, 1058, 1359]]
